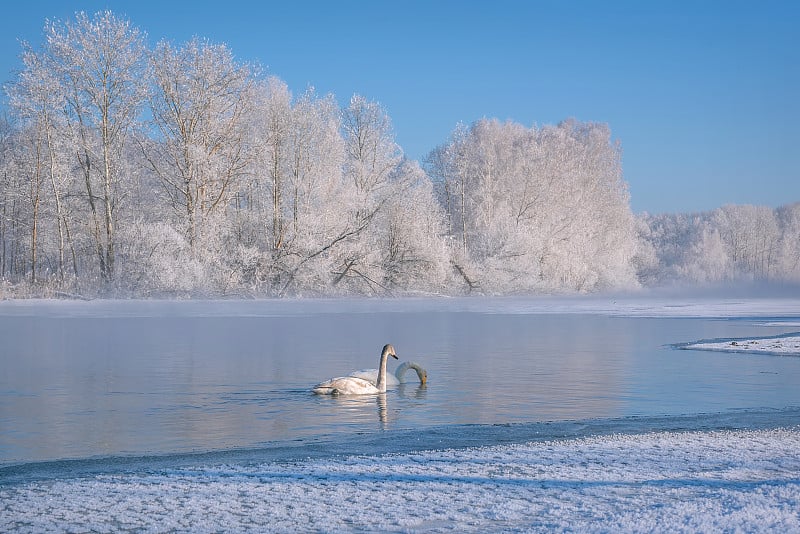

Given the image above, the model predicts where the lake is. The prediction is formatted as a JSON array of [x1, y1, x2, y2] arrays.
[[2, 296, 799, 467]]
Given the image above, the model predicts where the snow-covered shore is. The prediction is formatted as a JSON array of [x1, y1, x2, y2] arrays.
[[1, 293, 799, 318], [681, 334, 800, 356], [2, 427, 799, 532]]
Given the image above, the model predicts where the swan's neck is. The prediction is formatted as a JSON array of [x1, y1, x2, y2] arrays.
[[411, 364, 426, 383], [376, 351, 389, 392], [395, 362, 410, 382], [395, 362, 425, 384]]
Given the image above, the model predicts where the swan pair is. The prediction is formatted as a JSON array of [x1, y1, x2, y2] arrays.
[[312, 344, 427, 395]]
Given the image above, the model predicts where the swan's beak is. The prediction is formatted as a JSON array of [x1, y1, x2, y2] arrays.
[[391, 352, 399, 359], [420, 372, 427, 385]]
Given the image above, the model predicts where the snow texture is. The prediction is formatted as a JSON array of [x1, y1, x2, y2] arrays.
[[1, 294, 799, 319], [2, 428, 799, 533], [682, 335, 800, 356]]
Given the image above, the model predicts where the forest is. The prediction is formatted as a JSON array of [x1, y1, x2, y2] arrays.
[[1, 12, 798, 298]]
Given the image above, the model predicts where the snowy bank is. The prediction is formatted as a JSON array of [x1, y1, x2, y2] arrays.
[[681, 334, 800, 356], [2, 427, 799, 533], [1, 294, 800, 319]]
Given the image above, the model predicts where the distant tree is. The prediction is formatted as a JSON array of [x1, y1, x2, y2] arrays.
[[636, 202, 800, 286], [682, 225, 730, 283], [713, 205, 779, 279], [776, 203, 800, 282]]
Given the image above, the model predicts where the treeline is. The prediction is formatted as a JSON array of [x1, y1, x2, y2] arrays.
[[0, 12, 797, 298], [637, 203, 800, 287]]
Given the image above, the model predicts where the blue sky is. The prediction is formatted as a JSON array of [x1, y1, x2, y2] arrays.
[[1, 1, 797, 214]]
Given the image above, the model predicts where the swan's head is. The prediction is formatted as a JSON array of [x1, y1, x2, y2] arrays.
[[382, 344, 399, 360], [418, 368, 428, 385], [409, 363, 427, 385]]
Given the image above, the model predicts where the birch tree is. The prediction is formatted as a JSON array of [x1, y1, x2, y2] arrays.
[[46, 11, 148, 281], [146, 37, 255, 253], [257, 77, 292, 252], [335, 95, 403, 292], [0, 120, 28, 282], [7, 42, 77, 282]]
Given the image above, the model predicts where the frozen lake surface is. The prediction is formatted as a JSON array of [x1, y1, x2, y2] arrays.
[[1, 295, 800, 531]]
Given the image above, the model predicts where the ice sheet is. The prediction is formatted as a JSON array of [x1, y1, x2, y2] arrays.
[[2, 428, 799, 532], [682, 335, 800, 356]]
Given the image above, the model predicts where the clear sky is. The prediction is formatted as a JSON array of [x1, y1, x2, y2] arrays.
[[1, 0, 797, 214]]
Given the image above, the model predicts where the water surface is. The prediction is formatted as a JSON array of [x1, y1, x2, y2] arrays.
[[1, 298, 799, 466]]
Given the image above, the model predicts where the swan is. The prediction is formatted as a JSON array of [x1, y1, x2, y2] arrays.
[[312, 344, 399, 395], [349, 361, 428, 387]]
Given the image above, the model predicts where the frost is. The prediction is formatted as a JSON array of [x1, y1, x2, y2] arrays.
[[2, 428, 799, 532], [682, 335, 800, 356]]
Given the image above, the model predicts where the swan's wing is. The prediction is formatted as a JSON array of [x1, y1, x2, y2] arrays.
[[312, 376, 380, 395], [349, 368, 379, 382]]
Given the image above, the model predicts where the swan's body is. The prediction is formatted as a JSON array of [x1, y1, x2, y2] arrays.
[[313, 344, 399, 395], [349, 368, 400, 387], [349, 361, 428, 387]]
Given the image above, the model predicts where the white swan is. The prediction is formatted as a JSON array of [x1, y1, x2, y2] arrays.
[[312, 344, 399, 395], [349, 361, 428, 387]]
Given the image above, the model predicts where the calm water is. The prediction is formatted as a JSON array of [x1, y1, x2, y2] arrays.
[[1, 298, 799, 466]]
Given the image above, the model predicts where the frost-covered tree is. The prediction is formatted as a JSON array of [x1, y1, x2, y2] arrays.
[[330, 95, 405, 293], [637, 202, 800, 286], [342, 95, 400, 201], [6, 42, 78, 283], [681, 226, 730, 283], [776, 203, 800, 282], [377, 159, 449, 292], [145, 37, 256, 254], [427, 118, 638, 293], [0, 118, 27, 282], [713, 205, 780, 280], [247, 81, 351, 294], [45, 11, 148, 281], [329, 96, 448, 295], [256, 76, 292, 252]]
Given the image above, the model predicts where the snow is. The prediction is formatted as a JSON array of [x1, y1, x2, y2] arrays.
[[682, 335, 800, 356], [1, 294, 799, 319], [2, 428, 799, 532]]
